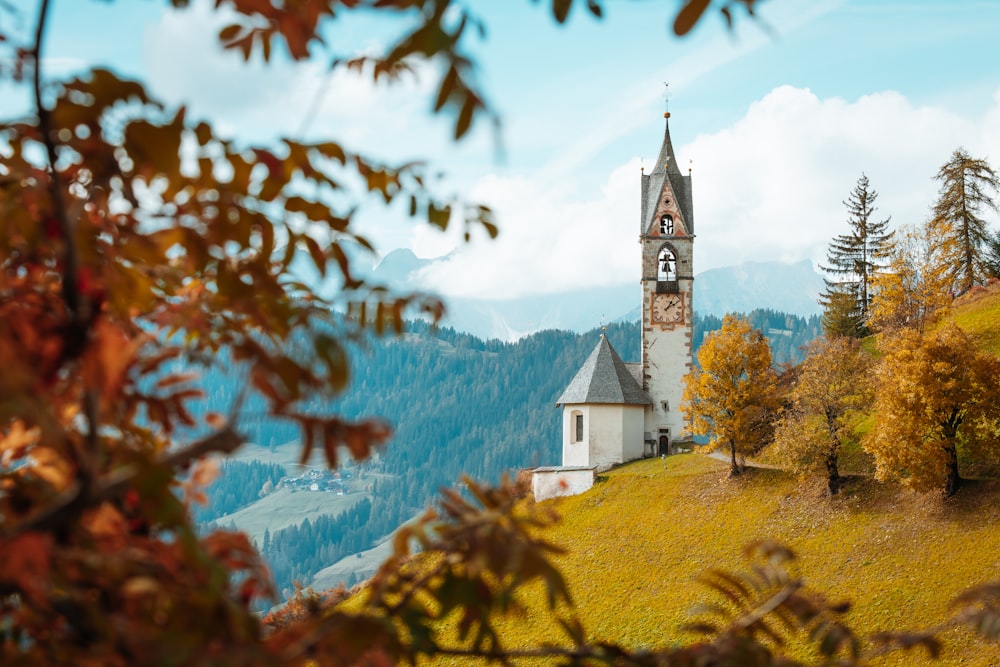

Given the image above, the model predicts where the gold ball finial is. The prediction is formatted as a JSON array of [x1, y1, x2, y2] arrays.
[[664, 112, 671, 119]]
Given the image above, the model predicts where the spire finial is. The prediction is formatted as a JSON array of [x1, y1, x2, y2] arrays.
[[663, 81, 671, 118]]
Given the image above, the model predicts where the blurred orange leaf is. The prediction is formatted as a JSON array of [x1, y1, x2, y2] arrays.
[[0, 532, 53, 605]]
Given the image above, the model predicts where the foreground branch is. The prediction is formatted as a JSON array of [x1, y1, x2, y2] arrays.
[[1, 425, 245, 540]]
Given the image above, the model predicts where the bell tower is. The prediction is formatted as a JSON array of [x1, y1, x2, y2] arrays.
[[640, 111, 694, 454]]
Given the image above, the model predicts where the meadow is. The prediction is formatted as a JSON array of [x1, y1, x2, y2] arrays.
[[467, 454, 1000, 666]]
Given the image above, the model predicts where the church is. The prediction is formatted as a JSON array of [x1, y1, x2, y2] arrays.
[[533, 111, 694, 500]]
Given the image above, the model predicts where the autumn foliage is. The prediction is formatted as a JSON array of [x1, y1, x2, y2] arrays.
[[682, 314, 780, 476], [864, 323, 1000, 497], [3, 0, 1000, 665], [770, 336, 873, 495]]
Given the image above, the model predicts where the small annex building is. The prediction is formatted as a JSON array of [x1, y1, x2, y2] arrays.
[[555, 333, 652, 472]]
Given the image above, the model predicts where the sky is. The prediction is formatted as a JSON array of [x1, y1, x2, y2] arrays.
[[4, 0, 1000, 302]]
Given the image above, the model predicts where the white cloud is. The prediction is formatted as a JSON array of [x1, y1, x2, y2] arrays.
[[140, 0, 436, 153], [413, 160, 639, 299], [410, 84, 1000, 300], [683, 85, 992, 272], [133, 2, 1000, 303]]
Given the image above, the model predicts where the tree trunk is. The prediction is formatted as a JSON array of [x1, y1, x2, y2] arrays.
[[826, 449, 841, 496], [728, 439, 741, 477], [825, 414, 841, 495], [944, 440, 961, 497], [943, 410, 963, 497]]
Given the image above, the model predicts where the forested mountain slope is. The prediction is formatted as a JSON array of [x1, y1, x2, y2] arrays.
[[200, 310, 821, 595]]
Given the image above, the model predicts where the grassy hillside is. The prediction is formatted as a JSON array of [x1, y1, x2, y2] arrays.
[[950, 281, 1000, 354], [467, 455, 1000, 666]]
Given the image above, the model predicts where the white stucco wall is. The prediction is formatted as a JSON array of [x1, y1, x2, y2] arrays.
[[642, 297, 692, 451], [562, 406, 591, 467], [562, 404, 649, 471], [532, 466, 596, 501], [586, 404, 624, 471], [621, 404, 646, 462]]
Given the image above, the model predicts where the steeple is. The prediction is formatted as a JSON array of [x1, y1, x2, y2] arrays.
[[639, 106, 695, 456], [641, 112, 694, 237], [652, 113, 683, 177]]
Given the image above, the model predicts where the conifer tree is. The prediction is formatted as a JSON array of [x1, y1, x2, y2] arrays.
[[987, 229, 1000, 280], [819, 174, 894, 336], [930, 148, 1000, 292], [821, 291, 861, 339]]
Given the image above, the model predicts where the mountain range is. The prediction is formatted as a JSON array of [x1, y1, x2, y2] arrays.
[[368, 249, 825, 340]]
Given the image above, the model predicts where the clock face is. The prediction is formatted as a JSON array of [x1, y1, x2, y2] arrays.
[[651, 293, 684, 325]]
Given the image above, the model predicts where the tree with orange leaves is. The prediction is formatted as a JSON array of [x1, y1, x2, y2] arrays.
[[682, 314, 780, 477], [3, 1, 1000, 665], [864, 323, 1000, 497]]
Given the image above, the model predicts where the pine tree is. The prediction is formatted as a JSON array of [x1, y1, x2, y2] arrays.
[[987, 229, 1000, 280], [930, 148, 1000, 292], [819, 174, 894, 336]]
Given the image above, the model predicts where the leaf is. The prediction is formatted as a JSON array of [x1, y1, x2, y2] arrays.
[[314, 141, 346, 164], [552, 0, 572, 23], [83, 503, 129, 551], [82, 319, 147, 410], [194, 121, 213, 146], [673, 0, 711, 36], [434, 66, 457, 113], [428, 202, 451, 230], [0, 420, 41, 462], [0, 533, 53, 605], [302, 235, 327, 277], [219, 23, 243, 42], [455, 96, 475, 140], [314, 334, 349, 393]]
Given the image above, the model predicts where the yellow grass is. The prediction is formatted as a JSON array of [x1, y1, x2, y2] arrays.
[[950, 281, 1000, 354], [434, 455, 1000, 666]]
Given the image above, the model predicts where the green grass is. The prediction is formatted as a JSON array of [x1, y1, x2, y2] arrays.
[[437, 454, 1000, 666], [950, 282, 1000, 354], [223, 441, 393, 544], [214, 486, 366, 543]]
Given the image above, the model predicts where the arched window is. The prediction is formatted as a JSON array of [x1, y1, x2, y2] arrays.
[[659, 214, 674, 235], [571, 410, 584, 443], [657, 247, 677, 281]]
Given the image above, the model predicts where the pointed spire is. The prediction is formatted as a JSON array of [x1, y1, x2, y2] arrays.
[[651, 112, 682, 177], [641, 106, 694, 236]]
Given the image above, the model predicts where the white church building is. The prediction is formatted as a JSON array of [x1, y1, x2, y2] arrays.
[[533, 110, 695, 501]]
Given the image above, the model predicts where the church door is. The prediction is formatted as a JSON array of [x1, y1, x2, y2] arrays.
[[658, 431, 670, 456]]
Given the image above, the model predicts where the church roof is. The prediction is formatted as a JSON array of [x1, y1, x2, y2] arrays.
[[641, 113, 694, 235], [556, 335, 652, 406]]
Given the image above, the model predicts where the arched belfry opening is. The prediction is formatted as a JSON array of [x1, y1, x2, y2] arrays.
[[656, 245, 678, 292]]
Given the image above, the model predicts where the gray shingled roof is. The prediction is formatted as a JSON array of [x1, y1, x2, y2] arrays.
[[556, 336, 652, 406], [640, 115, 694, 236]]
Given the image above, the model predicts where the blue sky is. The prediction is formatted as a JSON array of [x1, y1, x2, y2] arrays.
[[5, 0, 1000, 300]]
